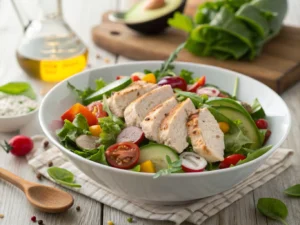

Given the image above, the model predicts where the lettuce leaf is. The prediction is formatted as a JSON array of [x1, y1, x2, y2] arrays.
[[168, 12, 194, 33]]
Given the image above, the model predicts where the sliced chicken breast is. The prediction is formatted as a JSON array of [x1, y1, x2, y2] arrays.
[[187, 108, 225, 162], [124, 85, 174, 127], [141, 96, 178, 142], [109, 81, 157, 118], [159, 98, 196, 153]]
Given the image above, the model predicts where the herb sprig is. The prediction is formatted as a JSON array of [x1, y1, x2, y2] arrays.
[[153, 156, 182, 179]]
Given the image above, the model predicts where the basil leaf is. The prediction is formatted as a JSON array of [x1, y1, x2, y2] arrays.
[[257, 198, 289, 225], [168, 12, 194, 33], [47, 167, 81, 188], [237, 145, 272, 165], [88, 146, 108, 165], [284, 184, 300, 197], [0, 82, 36, 99]]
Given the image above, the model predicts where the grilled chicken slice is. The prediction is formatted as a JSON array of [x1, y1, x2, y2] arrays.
[[109, 81, 157, 118], [159, 98, 196, 153], [187, 108, 225, 162], [124, 85, 174, 127], [141, 96, 178, 142]]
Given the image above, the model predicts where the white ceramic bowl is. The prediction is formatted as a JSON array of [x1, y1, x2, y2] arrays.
[[39, 62, 291, 204], [0, 108, 39, 133]]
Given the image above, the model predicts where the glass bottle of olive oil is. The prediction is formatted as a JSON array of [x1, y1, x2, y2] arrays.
[[13, 0, 88, 82]]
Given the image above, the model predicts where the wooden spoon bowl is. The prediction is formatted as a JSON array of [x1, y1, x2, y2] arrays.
[[0, 168, 74, 213]]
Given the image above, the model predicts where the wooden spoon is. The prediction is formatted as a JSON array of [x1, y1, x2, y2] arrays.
[[0, 168, 74, 213]]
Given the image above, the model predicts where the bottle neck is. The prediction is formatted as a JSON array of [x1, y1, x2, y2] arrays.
[[39, 0, 63, 20]]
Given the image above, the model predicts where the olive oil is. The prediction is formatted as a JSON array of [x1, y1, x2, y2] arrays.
[[17, 36, 88, 82]]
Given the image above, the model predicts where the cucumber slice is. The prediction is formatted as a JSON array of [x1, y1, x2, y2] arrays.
[[139, 144, 179, 171], [83, 77, 132, 105], [215, 106, 262, 149]]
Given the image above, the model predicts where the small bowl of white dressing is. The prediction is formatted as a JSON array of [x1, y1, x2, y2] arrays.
[[0, 92, 39, 132]]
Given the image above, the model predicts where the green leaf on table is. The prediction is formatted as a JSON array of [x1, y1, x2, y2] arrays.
[[236, 145, 272, 165], [284, 184, 300, 197], [168, 12, 194, 33], [47, 167, 81, 188], [0, 82, 36, 99], [257, 198, 289, 225], [153, 156, 182, 179]]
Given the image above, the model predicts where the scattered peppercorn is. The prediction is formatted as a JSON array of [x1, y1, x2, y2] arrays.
[[96, 54, 101, 59], [48, 161, 53, 167], [31, 216, 36, 222], [127, 217, 133, 223], [107, 220, 114, 225], [76, 206, 81, 211], [36, 173, 42, 180], [43, 140, 49, 149], [87, 64, 92, 68], [0, 214, 4, 219], [38, 220, 43, 225]]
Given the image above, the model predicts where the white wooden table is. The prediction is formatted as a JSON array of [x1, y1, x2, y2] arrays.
[[0, 0, 300, 224]]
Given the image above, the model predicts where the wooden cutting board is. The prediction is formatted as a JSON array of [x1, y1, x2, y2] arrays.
[[92, 0, 300, 93]]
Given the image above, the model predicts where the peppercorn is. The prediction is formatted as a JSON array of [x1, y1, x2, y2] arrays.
[[127, 217, 133, 223], [43, 140, 49, 149], [48, 161, 53, 167], [36, 173, 42, 180], [38, 220, 43, 225], [76, 206, 80, 211], [0, 214, 4, 219]]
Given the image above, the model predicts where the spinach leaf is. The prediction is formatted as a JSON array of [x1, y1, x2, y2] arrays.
[[130, 165, 141, 172], [47, 167, 81, 188], [179, 69, 194, 84], [237, 145, 272, 165], [284, 184, 300, 197], [153, 156, 183, 179], [224, 130, 253, 153], [0, 82, 36, 99], [175, 89, 207, 107], [251, 98, 266, 120], [168, 12, 194, 33], [88, 145, 108, 165], [257, 198, 289, 225]]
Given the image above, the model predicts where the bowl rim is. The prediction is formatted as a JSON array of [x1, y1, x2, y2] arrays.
[[39, 61, 291, 178]]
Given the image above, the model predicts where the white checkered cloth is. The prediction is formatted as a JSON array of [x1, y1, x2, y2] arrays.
[[26, 135, 294, 225]]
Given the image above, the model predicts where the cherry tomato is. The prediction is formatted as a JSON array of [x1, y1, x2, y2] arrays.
[[219, 154, 246, 169], [105, 142, 140, 169], [158, 77, 187, 91], [87, 101, 108, 119], [1, 135, 33, 157], [131, 75, 141, 82], [255, 119, 268, 129], [187, 76, 206, 92], [263, 130, 272, 144], [180, 152, 207, 173]]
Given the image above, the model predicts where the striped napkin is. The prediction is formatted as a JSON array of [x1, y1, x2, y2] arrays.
[[26, 136, 294, 225]]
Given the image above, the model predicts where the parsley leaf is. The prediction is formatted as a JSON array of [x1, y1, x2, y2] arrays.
[[179, 69, 194, 84]]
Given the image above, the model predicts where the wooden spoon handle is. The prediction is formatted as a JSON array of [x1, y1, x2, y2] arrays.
[[0, 167, 32, 192]]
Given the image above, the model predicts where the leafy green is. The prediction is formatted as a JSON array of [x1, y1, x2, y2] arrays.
[[284, 184, 300, 197], [98, 96, 125, 147], [47, 167, 81, 188], [224, 130, 253, 153], [153, 156, 183, 179], [175, 89, 207, 107], [88, 145, 108, 165], [258, 129, 267, 144], [251, 98, 266, 120], [0, 82, 36, 99], [130, 165, 141, 172], [206, 162, 220, 171], [179, 69, 194, 84], [168, 12, 194, 33], [237, 145, 272, 165], [95, 78, 107, 90], [257, 198, 289, 225]]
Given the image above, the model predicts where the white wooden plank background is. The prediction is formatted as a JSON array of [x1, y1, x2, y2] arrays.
[[0, 0, 299, 224]]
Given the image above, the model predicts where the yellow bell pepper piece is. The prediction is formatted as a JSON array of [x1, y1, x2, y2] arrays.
[[218, 122, 230, 134], [140, 160, 156, 173], [142, 73, 156, 84], [89, 125, 102, 137]]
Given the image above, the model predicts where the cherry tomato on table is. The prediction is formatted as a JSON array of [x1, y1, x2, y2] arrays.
[[219, 154, 246, 169], [87, 101, 108, 119], [105, 142, 140, 169], [1, 135, 33, 156], [255, 119, 268, 129]]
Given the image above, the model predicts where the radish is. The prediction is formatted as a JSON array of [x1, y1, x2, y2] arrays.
[[197, 87, 220, 97], [180, 152, 207, 172]]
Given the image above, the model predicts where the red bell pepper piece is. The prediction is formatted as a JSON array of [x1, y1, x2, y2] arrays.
[[188, 76, 206, 92], [61, 103, 98, 126]]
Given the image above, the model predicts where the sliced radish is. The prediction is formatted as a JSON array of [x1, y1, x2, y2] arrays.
[[117, 126, 145, 145], [180, 152, 207, 173], [197, 87, 220, 97]]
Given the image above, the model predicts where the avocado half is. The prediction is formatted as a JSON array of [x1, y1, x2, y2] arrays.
[[124, 0, 186, 34]]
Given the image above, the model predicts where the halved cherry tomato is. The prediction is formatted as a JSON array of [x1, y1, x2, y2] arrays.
[[131, 75, 141, 82], [105, 142, 140, 169], [61, 103, 98, 126], [219, 154, 246, 169], [263, 130, 272, 144], [255, 119, 268, 129], [187, 76, 206, 92], [87, 101, 108, 119]]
